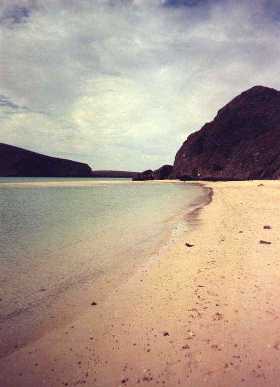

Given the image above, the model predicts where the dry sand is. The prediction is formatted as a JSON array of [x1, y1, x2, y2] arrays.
[[1, 180, 280, 386]]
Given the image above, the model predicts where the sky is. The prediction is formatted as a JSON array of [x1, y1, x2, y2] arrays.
[[1, 0, 280, 170]]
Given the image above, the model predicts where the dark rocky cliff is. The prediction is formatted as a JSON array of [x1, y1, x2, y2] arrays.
[[0, 143, 92, 177], [173, 86, 280, 180]]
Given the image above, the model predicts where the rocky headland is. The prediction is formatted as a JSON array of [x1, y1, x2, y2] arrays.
[[136, 85, 280, 181], [0, 143, 92, 177]]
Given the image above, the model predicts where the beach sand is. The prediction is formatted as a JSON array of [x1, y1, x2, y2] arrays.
[[1, 180, 280, 386]]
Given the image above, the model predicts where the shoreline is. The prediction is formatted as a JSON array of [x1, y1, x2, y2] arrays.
[[2, 181, 280, 386], [0, 180, 206, 361]]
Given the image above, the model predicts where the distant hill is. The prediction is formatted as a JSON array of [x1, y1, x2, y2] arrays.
[[173, 85, 280, 180], [0, 143, 92, 177], [91, 170, 138, 178]]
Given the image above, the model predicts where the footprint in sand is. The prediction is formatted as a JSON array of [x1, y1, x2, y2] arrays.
[[213, 312, 223, 321], [273, 342, 280, 350]]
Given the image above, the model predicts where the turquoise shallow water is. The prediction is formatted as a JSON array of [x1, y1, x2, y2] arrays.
[[0, 178, 206, 357]]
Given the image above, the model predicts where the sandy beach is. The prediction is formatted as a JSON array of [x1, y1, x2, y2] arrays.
[[2, 180, 280, 386]]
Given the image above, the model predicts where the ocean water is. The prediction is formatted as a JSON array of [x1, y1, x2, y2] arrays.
[[0, 178, 206, 357]]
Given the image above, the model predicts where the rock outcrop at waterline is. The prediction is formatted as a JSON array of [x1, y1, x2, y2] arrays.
[[153, 164, 174, 180], [132, 169, 154, 181], [133, 164, 173, 181], [173, 86, 280, 180], [0, 143, 92, 177]]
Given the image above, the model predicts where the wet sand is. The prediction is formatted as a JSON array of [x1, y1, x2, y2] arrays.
[[1, 180, 280, 386]]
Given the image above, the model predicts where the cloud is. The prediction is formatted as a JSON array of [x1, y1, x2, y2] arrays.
[[1, 0, 280, 170], [163, 0, 213, 7], [0, 95, 24, 110], [0, 3, 31, 25]]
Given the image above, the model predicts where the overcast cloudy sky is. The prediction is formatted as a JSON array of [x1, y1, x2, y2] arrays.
[[1, 0, 280, 170]]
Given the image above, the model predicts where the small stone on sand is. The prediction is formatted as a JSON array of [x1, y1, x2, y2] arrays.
[[259, 240, 271, 245], [185, 243, 194, 247]]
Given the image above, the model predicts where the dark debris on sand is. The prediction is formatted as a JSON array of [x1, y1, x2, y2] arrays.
[[185, 243, 194, 248]]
